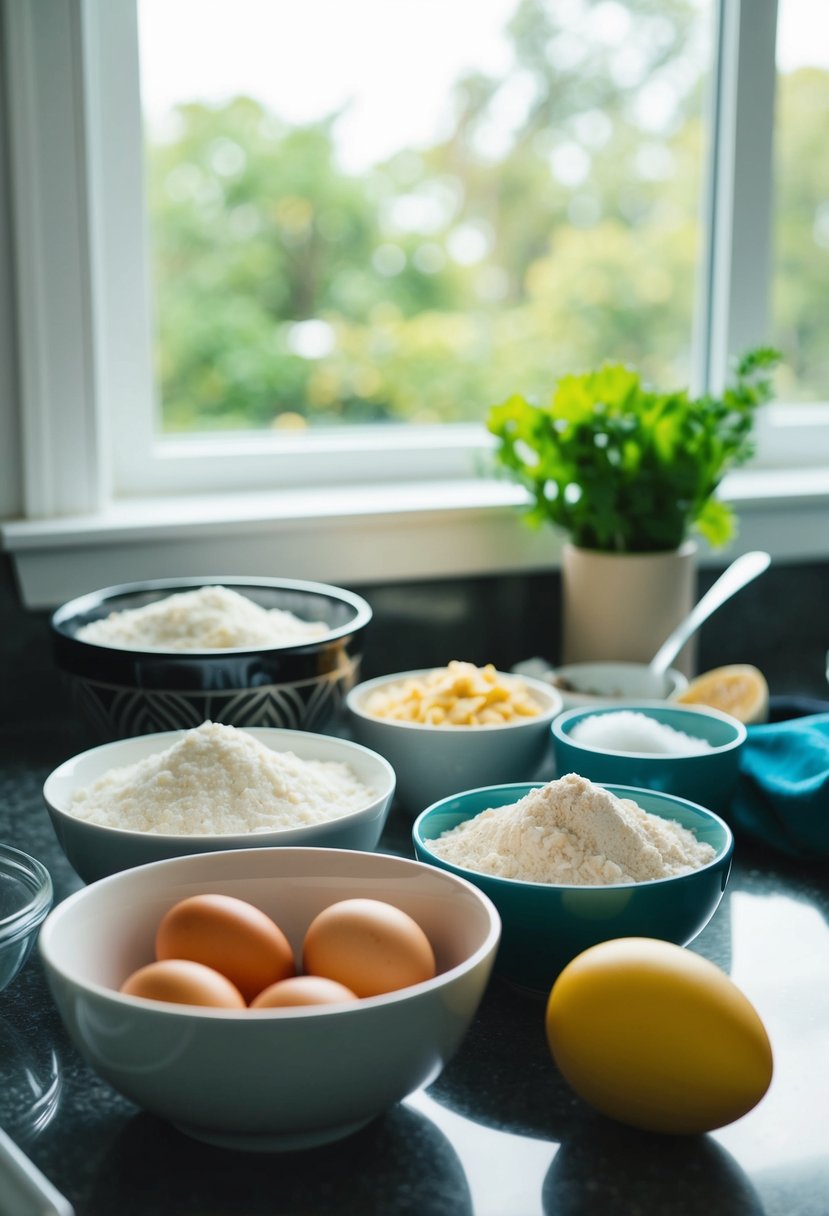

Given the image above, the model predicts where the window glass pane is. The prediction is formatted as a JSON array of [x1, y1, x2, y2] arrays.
[[773, 0, 829, 402], [138, 0, 712, 435]]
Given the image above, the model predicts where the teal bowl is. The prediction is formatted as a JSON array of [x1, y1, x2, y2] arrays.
[[412, 783, 733, 995], [551, 704, 746, 815]]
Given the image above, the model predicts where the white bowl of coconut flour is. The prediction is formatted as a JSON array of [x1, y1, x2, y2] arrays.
[[43, 723, 396, 884], [413, 774, 734, 992]]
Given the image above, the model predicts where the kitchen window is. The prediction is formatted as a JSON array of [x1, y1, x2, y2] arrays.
[[137, 0, 710, 436], [1, 0, 829, 607]]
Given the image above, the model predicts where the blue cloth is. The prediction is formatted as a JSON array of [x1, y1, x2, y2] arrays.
[[732, 711, 829, 859]]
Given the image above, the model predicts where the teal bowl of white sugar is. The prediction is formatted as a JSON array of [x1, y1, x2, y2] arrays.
[[551, 703, 746, 815], [412, 775, 733, 994]]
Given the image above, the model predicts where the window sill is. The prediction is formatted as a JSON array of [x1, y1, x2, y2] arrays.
[[3, 469, 829, 608]]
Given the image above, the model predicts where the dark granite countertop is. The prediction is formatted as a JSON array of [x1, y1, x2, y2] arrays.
[[1, 724, 827, 1216]]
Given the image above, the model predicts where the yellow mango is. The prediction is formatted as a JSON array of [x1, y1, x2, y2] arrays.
[[545, 937, 773, 1135]]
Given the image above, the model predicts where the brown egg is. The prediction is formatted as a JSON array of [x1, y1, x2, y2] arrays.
[[250, 975, 359, 1009], [155, 893, 295, 1002], [303, 898, 436, 997], [120, 959, 246, 1008]]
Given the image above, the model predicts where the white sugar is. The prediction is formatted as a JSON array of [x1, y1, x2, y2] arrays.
[[570, 710, 713, 756]]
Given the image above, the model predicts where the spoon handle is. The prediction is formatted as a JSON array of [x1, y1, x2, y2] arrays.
[[649, 550, 771, 678]]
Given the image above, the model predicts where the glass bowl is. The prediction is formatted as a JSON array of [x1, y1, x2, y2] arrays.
[[0, 845, 53, 992]]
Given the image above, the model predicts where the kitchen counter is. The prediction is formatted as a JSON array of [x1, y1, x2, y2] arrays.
[[1, 725, 827, 1216]]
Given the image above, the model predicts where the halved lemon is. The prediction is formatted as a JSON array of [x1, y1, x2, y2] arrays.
[[674, 664, 769, 725]]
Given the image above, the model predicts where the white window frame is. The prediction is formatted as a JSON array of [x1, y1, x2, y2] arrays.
[[2, 0, 829, 608], [3, 0, 493, 510]]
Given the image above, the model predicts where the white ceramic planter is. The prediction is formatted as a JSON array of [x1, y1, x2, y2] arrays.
[[561, 541, 697, 674]]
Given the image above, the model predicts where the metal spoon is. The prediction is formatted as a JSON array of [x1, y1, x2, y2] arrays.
[[649, 550, 771, 679]]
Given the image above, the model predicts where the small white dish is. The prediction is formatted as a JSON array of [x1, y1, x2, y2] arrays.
[[546, 661, 688, 710]]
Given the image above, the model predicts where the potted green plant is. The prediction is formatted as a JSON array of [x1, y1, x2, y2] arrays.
[[486, 348, 780, 666]]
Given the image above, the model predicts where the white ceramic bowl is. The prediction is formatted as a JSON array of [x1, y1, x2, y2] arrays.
[[549, 661, 688, 710], [346, 669, 562, 816], [39, 846, 501, 1150], [43, 728, 396, 883]]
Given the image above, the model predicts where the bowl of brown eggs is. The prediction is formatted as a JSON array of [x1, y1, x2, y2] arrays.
[[38, 845, 500, 1150]]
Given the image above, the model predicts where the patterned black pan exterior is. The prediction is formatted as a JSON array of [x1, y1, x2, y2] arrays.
[[63, 660, 359, 741], [51, 577, 371, 741]]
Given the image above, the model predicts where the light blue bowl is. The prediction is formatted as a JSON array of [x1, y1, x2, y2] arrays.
[[413, 782, 733, 994], [552, 703, 746, 815]]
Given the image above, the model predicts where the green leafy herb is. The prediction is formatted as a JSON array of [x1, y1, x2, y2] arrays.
[[486, 348, 781, 553]]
